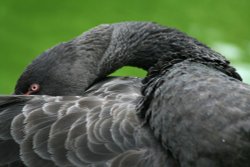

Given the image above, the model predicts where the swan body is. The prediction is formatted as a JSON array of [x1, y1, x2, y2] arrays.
[[0, 22, 249, 167], [1, 77, 175, 167]]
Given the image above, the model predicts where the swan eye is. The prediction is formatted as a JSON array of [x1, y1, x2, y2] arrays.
[[26, 83, 40, 95], [30, 83, 40, 92]]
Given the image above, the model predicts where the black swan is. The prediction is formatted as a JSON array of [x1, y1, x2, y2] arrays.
[[0, 22, 250, 167]]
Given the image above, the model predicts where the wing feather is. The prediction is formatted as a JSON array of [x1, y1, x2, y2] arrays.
[[0, 77, 166, 167]]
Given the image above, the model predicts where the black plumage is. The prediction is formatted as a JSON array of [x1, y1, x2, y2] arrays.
[[140, 60, 250, 166], [0, 22, 249, 167]]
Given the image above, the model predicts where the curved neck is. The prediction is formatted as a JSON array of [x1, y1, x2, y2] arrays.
[[16, 22, 241, 96], [74, 22, 240, 85], [23, 22, 240, 95]]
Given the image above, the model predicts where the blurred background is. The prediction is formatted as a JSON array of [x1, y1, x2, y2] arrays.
[[0, 0, 249, 94]]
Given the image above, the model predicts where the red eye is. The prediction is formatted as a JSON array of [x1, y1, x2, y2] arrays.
[[30, 83, 40, 92], [24, 83, 40, 95]]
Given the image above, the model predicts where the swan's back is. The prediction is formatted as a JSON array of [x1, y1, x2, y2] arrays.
[[140, 60, 250, 167]]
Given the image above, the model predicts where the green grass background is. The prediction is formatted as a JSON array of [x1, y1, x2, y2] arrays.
[[0, 0, 249, 94]]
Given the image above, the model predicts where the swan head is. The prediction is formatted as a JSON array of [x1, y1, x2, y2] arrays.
[[14, 24, 114, 96], [14, 44, 92, 96]]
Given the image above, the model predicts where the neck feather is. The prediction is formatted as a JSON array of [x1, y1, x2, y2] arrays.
[[75, 22, 240, 83], [46, 22, 240, 92]]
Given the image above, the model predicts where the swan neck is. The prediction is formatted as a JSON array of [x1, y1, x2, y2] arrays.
[[98, 22, 233, 78]]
